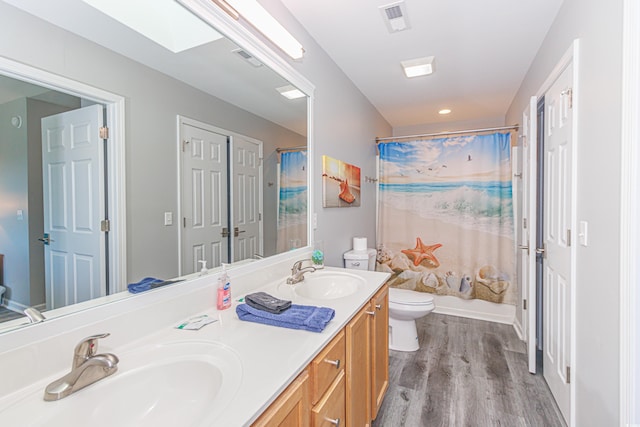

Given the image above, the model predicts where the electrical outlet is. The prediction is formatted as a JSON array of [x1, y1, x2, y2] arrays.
[[164, 212, 173, 226]]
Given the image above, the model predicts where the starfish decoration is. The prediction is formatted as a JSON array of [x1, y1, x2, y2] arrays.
[[401, 237, 442, 268]]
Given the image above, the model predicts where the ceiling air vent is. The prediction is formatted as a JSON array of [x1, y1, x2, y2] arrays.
[[232, 48, 263, 67], [379, 1, 410, 33]]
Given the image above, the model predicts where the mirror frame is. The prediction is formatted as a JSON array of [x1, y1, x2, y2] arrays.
[[0, 0, 314, 332]]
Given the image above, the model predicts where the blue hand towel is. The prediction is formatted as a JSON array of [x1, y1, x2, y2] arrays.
[[236, 303, 335, 333], [127, 277, 183, 293]]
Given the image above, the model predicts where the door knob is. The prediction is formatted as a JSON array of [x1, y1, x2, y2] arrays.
[[234, 227, 246, 237], [38, 233, 53, 245]]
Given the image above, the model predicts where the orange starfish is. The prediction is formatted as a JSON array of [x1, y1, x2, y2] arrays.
[[401, 237, 442, 268]]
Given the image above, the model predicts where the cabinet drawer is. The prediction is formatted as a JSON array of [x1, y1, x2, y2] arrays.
[[310, 330, 345, 405], [312, 370, 345, 427]]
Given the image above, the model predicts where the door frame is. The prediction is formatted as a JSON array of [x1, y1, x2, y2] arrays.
[[525, 40, 579, 426], [620, 0, 640, 423], [0, 56, 127, 294]]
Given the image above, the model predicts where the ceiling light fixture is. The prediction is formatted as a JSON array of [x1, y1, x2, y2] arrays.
[[222, 0, 305, 60], [401, 56, 435, 78], [439, 109, 451, 115], [81, 0, 223, 53], [276, 85, 305, 100]]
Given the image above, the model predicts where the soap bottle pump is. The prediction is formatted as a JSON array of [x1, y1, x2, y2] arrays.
[[198, 260, 208, 276], [216, 263, 232, 310]]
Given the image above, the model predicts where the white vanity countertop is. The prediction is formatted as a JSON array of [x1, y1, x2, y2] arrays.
[[184, 266, 390, 426], [0, 266, 390, 427]]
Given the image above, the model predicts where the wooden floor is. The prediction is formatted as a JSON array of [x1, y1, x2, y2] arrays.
[[373, 313, 566, 427]]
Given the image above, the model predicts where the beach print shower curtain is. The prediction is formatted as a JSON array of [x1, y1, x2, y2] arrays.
[[377, 132, 516, 304], [277, 150, 308, 252]]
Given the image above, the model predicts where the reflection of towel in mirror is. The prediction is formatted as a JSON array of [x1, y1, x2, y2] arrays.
[[127, 277, 183, 293], [236, 303, 335, 333], [245, 291, 291, 314]]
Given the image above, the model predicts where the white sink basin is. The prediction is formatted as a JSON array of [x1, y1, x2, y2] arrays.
[[292, 270, 365, 300], [0, 341, 242, 427]]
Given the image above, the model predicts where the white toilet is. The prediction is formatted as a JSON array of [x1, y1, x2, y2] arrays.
[[388, 288, 435, 352]]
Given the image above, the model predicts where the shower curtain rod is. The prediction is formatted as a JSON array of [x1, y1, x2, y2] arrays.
[[375, 124, 519, 143], [276, 145, 307, 153]]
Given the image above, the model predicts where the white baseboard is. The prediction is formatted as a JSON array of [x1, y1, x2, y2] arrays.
[[432, 295, 515, 325], [513, 318, 524, 341]]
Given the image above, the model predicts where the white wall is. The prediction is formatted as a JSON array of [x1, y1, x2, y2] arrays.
[[393, 116, 505, 137], [506, 0, 623, 424], [258, 0, 393, 267]]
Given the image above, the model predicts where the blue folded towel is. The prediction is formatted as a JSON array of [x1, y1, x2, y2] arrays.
[[127, 277, 183, 293], [236, 303, 335, 333]]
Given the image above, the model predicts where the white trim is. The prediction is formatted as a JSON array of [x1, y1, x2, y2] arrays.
[[0, 56, 127, 294], [432, 296, 516, 325], [620, 1, 640, 424], [512, 317, 524, 341]]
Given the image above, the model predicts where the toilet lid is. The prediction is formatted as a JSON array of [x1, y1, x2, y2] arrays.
[[389, 287, 434, 306]]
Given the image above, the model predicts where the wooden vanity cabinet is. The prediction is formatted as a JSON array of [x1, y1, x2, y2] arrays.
[[254, 285, 389, 427], [252, 369, 310, 427]]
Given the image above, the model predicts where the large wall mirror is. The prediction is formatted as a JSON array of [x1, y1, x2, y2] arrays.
[[0, 0, 312, 329]]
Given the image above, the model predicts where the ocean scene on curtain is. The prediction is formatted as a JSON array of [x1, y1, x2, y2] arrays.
[[277, 150, 308, 252], [377, 132, 515, 304]]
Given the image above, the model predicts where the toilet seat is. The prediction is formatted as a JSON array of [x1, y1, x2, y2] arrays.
[[389, 288, 434, 307]]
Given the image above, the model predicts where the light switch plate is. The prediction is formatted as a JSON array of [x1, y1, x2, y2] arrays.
[[164, 212, 173, 226], [579, 221, 588, 246]]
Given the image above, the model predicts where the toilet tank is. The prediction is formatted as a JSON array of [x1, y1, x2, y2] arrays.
[[343, 248, 376, 271]]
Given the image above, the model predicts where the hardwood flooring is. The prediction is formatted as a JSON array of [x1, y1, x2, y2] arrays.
[[372, 313, 566, 427]]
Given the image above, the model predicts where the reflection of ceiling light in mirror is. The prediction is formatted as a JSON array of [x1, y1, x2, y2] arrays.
[[224, 0, 305, 59], [438, 109, 451, 115], [81, 0, 223, 53], [401, 56, 435, 78], [277, 85, 305, 100]]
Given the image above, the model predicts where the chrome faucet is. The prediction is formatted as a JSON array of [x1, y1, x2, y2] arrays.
[[287, 259, 316, 284], [24, 307, 46, 323], [44, 333, 119, 401]]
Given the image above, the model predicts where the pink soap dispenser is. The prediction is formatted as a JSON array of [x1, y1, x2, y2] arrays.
[[216, 263, 232, 310]]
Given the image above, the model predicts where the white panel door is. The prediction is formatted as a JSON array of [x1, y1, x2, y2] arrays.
[[181, 123, 228, 272], [230, 136, 263, 262], [543, 63, 573, 422], [41, 104, 105, 310]]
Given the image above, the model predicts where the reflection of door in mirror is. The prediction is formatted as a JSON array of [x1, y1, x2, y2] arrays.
[[41, 105, 107, 309], [179, 118, 264, 274]]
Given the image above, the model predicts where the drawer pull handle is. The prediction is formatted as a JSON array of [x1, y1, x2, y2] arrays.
[[325, 417, 340, 426], [324, 358, 340, 369], [375, 304, 382, 310], [366, 311, 375, 316]]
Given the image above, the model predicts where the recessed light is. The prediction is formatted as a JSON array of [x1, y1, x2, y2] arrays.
[[401, 56, 435, 78], [439, 109, 451, 115], [276, 85, 306, 100]]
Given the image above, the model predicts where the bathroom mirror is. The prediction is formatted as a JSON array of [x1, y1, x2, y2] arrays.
[[0, 0, 312, 329]]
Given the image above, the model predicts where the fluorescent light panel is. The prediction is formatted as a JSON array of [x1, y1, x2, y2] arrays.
[[401, 56, 435, 78], [224, 0, 304, 59], [276, 85, 305, 100], [81, 0, 223, 53]]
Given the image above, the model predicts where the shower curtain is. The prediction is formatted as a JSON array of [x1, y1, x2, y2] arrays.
[[277, 150, 308, 252], [377, 132, 515, 304]]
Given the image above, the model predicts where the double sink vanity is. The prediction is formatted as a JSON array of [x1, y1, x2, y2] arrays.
[[0, 253, 390, 426]]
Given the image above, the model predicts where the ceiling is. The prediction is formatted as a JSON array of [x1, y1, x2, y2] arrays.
[[280, 0, 564, 129]]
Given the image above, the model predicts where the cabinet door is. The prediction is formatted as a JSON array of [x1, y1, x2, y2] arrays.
[[371, 285, 389, 420], [252, 370, 310, 427], [346, 305, 371, 427]]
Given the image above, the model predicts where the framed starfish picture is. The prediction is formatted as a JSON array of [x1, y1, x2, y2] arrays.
[[321, 155, 361, 207]]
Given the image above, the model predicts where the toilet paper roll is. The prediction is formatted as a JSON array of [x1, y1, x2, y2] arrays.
[[353, 237, 367, 252]]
